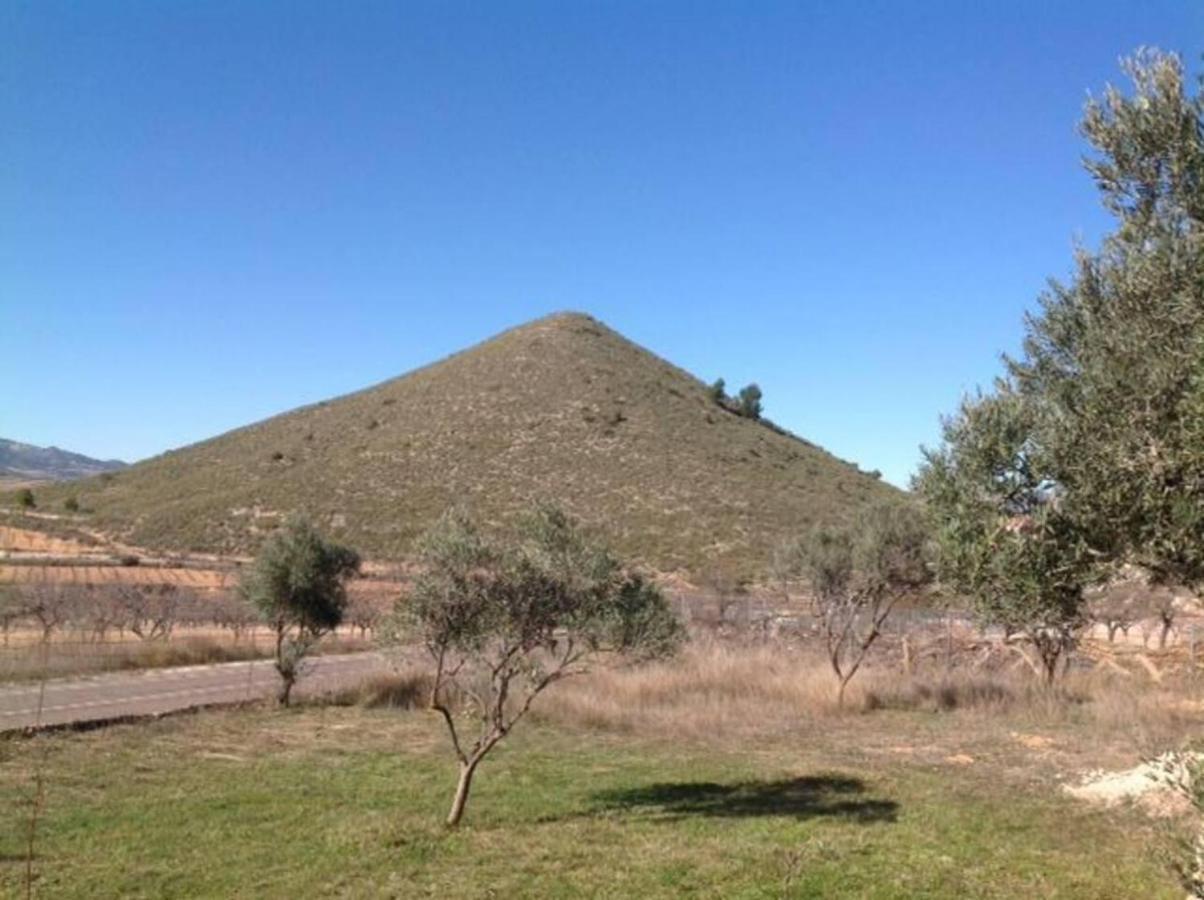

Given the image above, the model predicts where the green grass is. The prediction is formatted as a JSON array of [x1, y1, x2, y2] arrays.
[[0, 706, 1174, 898], [12, 313, 898, 576]]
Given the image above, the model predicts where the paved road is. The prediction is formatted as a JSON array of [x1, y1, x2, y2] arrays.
[[0, 652, 388, 732]]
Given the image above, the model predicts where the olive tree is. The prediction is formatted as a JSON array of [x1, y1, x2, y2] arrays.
[[390, 505, 682, 827], [915, 389, 1095, 684], [1006, 49, 1204, 589], [239, 518, 360, 706], [778, 501, 929, 706]]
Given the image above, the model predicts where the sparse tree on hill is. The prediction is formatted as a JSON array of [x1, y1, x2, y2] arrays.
[[778, 501, 929, 706], [16, 488, 35, 510], [63, 496, 79, 513], [240, 518, 360, 706], [388, 505, 682, 827], [737, 383, 763, 420], [915, 389, 1094, 684], [707, 378, 727, 403]]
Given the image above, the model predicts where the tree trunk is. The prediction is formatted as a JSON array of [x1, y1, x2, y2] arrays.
[[277, 673, 294, 707], [447, 759, 479, 827], [836, 676, 850, 709], [1040, 646, 1060, 686]]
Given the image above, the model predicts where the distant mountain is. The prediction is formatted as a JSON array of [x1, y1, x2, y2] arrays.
[[21, 313, 899, 574], [0, 438, 127, 482]]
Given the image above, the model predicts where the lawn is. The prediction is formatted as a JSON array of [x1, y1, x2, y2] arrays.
[[0, 704, 1174, 898]]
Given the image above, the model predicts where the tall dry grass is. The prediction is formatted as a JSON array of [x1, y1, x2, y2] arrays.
[[323, 637, 1201, 751], [526, 637, 1200, 746]]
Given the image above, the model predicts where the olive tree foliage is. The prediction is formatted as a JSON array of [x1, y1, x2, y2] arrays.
[[776, 501, 929, 706], [1158, 748, 1204, 898], [387, 505, 682, 827], [239, 518, 360, 706], [1005, 49, 1204, 588], [915, 389, 1095, 683], [917, 50, 1201, 684]]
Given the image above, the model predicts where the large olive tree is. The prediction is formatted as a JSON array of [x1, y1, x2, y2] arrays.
[[915, 389, 1095, 683], [239, 518, 360, 706], [918, 49, 1201, 680], [390, 505, 682, 827], [1006, 49, 1204, 588]]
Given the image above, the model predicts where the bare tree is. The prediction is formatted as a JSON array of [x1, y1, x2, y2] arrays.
[[116, 585, 181, 641], [1087, 580, 1139, 643], [79, 587, 125, 643], [211, 592, 259, 642], [779, 502, 929, 706], [388, 505, 682, 827], [22, 585, 76, 643], [1154, 591, 1178, 649], [346, 594, 388, 638]]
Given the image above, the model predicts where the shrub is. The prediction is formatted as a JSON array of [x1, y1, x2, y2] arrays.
[[239, 517, 360, 705], [737, 384, 762, 420]]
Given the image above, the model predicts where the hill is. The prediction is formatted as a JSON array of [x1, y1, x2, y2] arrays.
[[0, 438, 127, 483], [16, 313, 899, 574]]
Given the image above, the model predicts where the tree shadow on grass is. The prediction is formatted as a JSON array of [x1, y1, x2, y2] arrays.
[[588, 775, 897, 824]]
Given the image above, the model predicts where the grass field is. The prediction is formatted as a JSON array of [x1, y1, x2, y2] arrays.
[[1, 645, 1189, 898]]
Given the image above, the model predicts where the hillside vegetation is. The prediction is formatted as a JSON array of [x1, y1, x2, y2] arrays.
[[20, 313, 896, 573]]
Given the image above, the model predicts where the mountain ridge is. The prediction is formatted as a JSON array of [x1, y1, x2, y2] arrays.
[[0, 438, 128, 483]]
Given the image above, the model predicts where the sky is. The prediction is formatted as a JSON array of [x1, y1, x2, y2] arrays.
[[2, 1, 1198, 487]]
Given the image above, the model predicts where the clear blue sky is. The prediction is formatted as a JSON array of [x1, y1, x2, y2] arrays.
[[3, 2, 1197, 486]]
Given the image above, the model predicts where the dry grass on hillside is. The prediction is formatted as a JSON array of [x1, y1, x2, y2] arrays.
[[14, 313, 897, 574]]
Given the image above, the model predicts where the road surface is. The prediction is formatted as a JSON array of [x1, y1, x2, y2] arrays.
[[0, 652, 388, 732]]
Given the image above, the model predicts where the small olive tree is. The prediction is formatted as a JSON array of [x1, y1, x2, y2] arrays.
[[390, 505, 682, 827], [778, 501, 929, 706], [240, 518, 360, 706]]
